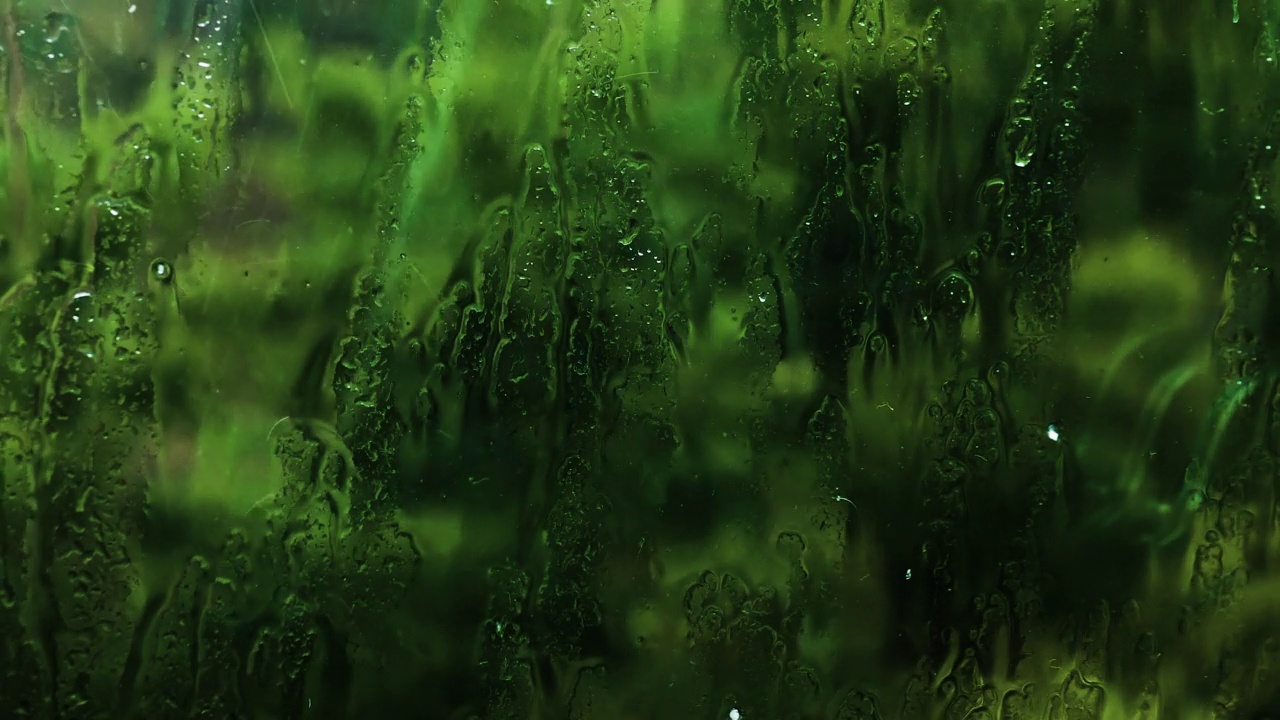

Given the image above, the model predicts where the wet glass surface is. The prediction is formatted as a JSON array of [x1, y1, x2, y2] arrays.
[[1, 0, 1279, 718]]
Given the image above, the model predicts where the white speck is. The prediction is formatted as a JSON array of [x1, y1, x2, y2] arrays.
[[128, 3, 137, 13], [73, 291, 91, 299], [905, 568, 912, 580], [729, 709, 741, 720], [1046, 424, 1060, 442]]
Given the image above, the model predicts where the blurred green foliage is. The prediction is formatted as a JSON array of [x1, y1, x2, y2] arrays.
[[3, 0, 1280, 718]]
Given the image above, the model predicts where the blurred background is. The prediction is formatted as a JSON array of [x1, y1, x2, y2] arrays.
[[2, 0, 1280, 718]]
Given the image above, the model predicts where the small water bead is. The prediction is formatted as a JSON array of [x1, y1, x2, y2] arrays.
[[150, 259, 174, 283]]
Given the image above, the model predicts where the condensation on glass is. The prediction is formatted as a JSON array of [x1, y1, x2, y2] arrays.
[[1, 0, 1278, 718]]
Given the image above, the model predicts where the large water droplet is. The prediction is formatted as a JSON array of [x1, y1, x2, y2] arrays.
[[1007, 115, 1036, 168]]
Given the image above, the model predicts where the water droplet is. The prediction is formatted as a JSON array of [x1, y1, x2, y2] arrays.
[[963, 378, 991, 406], [973, 409, 1000, 432], [978, 178, 1006, 206], [1007, 115, 1036, 168], [885, 37, 919, 67], [987, 361, 1010, 385], [151, 259, 174, 283], [43, 13, 70, 43], [933, 272, 975, 320]]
